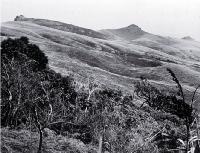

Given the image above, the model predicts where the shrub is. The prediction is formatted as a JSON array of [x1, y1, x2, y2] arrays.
[[1, 37, 48, 70]]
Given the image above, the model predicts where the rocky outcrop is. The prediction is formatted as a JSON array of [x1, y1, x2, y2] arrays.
[[182, 36, 194, 41], [14, 15, 26, 21]]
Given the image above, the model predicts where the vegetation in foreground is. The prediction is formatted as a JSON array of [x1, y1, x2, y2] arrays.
[[1, 37, 200, 153]]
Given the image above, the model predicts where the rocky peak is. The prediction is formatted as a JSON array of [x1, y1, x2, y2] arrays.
[[14, 15, 26, 21]]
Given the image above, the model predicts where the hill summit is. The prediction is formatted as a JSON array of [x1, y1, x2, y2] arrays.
[[100, 24, 146, 40], [120, 24, 142, 31]]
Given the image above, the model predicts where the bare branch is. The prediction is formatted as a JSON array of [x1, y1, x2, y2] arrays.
[[167, 68, 185, 102]]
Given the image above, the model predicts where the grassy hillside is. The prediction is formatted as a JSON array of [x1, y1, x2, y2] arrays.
[[1, 17, 200, 101]]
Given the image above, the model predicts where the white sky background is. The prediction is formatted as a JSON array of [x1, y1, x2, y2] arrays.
[[1, 0, 200, 41]]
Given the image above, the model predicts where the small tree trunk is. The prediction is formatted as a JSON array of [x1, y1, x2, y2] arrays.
[[37, 126, 43, 153], [98, 134, 103, 153], [34, 108, 43, 153], [197, 115, 199, 140], [186, 124, 190, 153], [195, 115, 200, 153]]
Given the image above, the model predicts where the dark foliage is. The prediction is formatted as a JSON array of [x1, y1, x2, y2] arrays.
[[135, 77, 193, 123], [1, 37, 48, 70], [48, 121, 92, 144], [94, 88, 123, 112]]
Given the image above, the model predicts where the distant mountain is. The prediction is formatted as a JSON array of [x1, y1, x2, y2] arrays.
[[1, 16, 200, 109]]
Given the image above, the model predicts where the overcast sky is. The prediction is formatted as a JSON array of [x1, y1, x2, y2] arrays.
[[1, 0, 200, 41]]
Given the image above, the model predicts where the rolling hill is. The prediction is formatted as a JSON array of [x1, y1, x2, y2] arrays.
[[1, 16, 200, 107]]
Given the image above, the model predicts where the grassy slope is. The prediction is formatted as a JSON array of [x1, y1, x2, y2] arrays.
[[1, 19, 200, 101]]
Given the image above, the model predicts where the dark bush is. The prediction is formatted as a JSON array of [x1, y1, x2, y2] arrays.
[[1, 37, 48, 70]]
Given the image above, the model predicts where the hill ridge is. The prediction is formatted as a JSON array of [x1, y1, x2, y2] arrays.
[[14, 15, 107, 39]]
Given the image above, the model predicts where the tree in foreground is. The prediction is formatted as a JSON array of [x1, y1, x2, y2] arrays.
[[1, 37, 76, 153]]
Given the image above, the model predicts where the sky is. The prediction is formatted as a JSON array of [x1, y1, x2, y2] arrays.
[[1, 0, 200, 41]]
